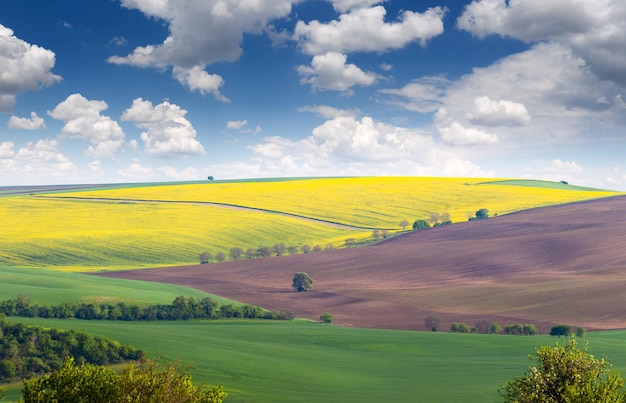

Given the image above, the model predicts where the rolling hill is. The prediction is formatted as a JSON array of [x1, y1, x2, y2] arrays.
[[98, 195, 626, 333]]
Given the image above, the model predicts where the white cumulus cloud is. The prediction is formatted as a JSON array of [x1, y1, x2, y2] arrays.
[[467, 96, 531, 127], [437, 120, 498, 146], [7, 112, 46, 130], [121, 98, 205, 157], [109, 0, 299, 99], [294, 5, 446, 55], [48, 94, 125, 158], [457, 0, 626, 86], [245, 115, 492, 178], [0, 24, 61, 112], [297, 52, 378, 92]]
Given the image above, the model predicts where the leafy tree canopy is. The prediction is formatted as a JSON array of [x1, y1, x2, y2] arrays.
[[22, 357, 226, 403], [292, 272, 314, 292], [500, 337, 626, 402]]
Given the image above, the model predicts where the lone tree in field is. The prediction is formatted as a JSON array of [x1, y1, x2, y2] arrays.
[[550, 324, 574, 337], [424, 316, 441, 332], [292, 272, 314, 292], [399, 219, 409, 231], [412, 219, 430, 230], [500, 337, 626, 402], [474, 208, 489, 220], [200, 252, 211, 264]]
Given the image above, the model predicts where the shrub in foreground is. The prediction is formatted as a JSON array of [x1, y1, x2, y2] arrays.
[[22, 357, 226, 403], [500, 337, 626, 402]]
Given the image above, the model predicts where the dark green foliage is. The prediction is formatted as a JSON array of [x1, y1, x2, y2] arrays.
[[292, 272, 314, 292], [550, 324, 574, 337], [0, 314, 143, 382], [577, 327, 587, 338], [412, 219, 430, 230], [0, 295, 291, 322], [469, 208, 489, 221], [450, 323, 471, 333], [22, 357, 226, 403], [500, 338, 626, 402], [320, 313, 333, 324]]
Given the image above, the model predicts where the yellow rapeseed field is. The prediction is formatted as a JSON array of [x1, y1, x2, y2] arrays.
[[4, 177, 620, 272], [44, 177, 621, 227], [0, 196, 371, 272]]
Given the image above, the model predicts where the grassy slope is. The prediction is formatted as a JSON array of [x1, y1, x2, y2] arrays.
[[0, 266, 238, 306], [5, 317, 626, 403]]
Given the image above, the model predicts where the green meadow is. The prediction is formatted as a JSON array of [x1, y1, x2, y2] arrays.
[[0, 266, 237, 306], [6, 316, 626, 402], [2, 269, 625, 402]]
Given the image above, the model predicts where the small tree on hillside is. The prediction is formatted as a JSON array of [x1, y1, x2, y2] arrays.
[[215, 252, 225, 263], [229, 247, 244, 261], [200, 252, 211, 264], [320, 313, 333, 323], [399, 219, 409, 231], [474, 208, 489, 220], [550, 324, 574, 337], [500, 338, 626, 402], [424, 316, 441, 332], [292, 272, 314, 292], [412, 219, 430, 230]]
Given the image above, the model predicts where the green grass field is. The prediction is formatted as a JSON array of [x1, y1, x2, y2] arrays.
[[0, 266, 239, 306], [5, 317, 626, 402]]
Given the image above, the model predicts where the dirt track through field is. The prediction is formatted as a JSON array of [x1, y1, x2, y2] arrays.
[[35, 195, 374, 230], [96, 195, 626, 332]]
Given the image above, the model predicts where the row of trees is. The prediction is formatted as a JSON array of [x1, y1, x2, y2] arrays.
[[425, 317, 585, 337], [401, 208, 490, 232], [0, 295, 294, 322], [200, 242, 335, 264], [199, 231, 394, 265], [0, 314, 144, 382]]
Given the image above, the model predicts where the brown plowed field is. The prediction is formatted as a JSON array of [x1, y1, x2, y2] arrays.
[[97, 195, 626, 332]]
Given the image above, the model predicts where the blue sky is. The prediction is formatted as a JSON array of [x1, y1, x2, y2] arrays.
[[1, 0, 625, 189]]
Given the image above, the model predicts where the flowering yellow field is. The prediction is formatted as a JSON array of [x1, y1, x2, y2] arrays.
[[4, 177, 620, 272], [0, 196, 371, 272], [46, 177, 621, 227]]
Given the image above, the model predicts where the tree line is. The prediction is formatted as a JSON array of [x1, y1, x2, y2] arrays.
[[0, 314, 144, 382], [0, 295, 294, 322]]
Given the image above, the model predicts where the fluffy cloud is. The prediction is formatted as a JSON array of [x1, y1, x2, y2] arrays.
[[524, 159, 583, 183], [329, 0, 384, 13], [246, 115, 491, 177], [386, 41, 623, 149], [457, 0, 626, 86], [109, 0, 299, 99], [171, 66, 228, 102], [14, 138, 77, 175], [226, 119, 261, 134], [467, 96, 531, 127], [298, 105, 357, 119], [227, 120, 248, 130], [379, 76, 450, 113], [48, 94, 125, 158], [0, 141, 15, 158], [121, 98, 205, 157], [118, 161, 199, 181], [0, 24, 61, 112], [294, 6, 446, 55], [7, 112, 46, 130], [297, 52, 378, 92]]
